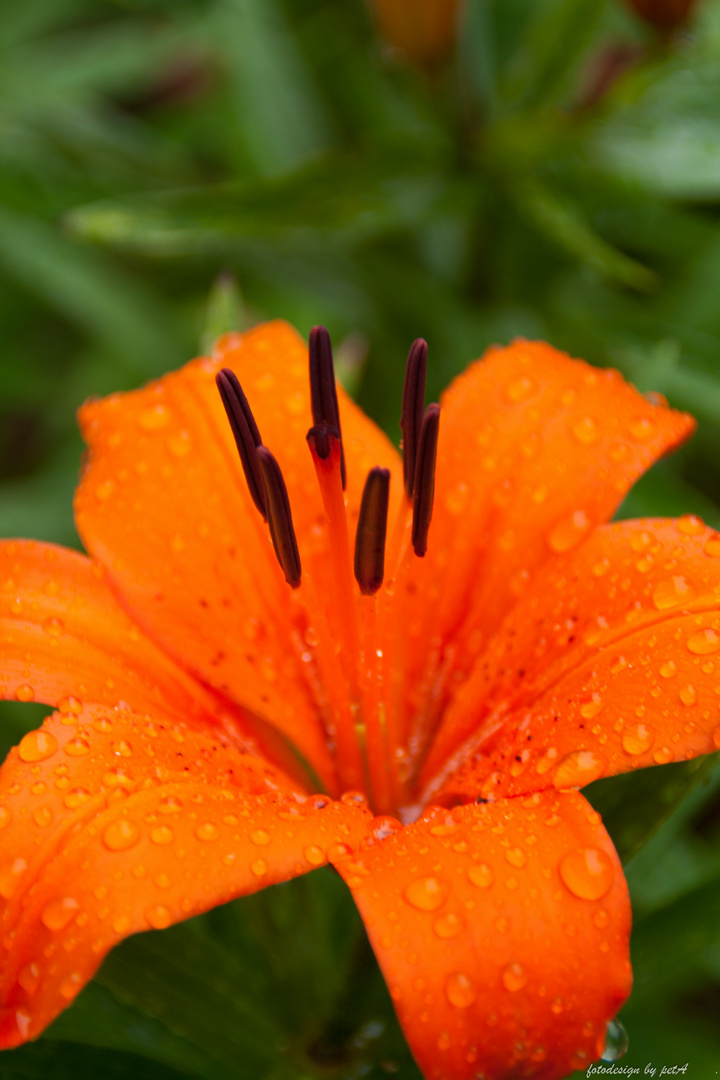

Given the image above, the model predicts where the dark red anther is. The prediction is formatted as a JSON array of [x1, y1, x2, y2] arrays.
[[354, 468, 390, 596], [216, 368, 266, 519], [400, 338, 427, 499], [256, 446, 302, 589], [309, 326, 346, 489], [306, 423, 341, 464], [412, 404, 440, 558]]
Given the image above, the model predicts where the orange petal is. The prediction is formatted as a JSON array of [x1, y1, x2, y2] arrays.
[[0, 540, 245, 729], [334, 791, 631, 1080], [431, 517, 720, 803], [401, 343, 693, 769], [0, 703, 372, 1047], [75, 321, 400, 788]]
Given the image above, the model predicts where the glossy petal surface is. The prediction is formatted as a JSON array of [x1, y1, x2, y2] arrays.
[[75, 321, 400, 789], [0, 703, 372, 1047], [431, 518, 720, 803], [334, 791, 631, 1080]]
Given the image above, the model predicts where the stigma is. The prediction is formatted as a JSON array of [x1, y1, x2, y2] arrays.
[[216, 327, 441, 814]]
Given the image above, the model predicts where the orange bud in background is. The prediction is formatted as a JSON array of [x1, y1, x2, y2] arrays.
[[367, 0, 464, 65], [623, 0, 698, 31]]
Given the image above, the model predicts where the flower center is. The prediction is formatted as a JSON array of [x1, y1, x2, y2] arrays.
[[216, 328, 440, 816]]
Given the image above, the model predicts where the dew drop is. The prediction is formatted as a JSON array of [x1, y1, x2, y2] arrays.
[[42, 617, 64, 637], [145, 904, 172, 930], [250, 829, 270, 846], [703, 534, 720, 557], [679, 684, 697, 707], [41, 896, 79, 931], [18, 963, 40, 994], [593, 909, 610, 930], [677, 514, 704, 536], [579, 695, 603, 720], [505, 375, 536, 402], [167, 431, 191, 458], [445, 972, 476, 1008], [195, 823, 219, 842], [571, 416, 600, 445], [505, 848, 527, 868], [404, 876, 450, 911], [621, 723, 654, 756], [159, 796, 183, 815], [65, 737, 91, 757], [502, 962, 528, 992], [113, 915, 131, 934], [150, 825, 174, 845], [32, 807, 53, 828], [687, 628, 720, 655], [304, 845, 325, 866], [547, 510, 590, 554], [15, 685, 35, 703], [114, 741, 132, 758], [251, 858, 268, 876], [0, 858, 26, 899], [18, 730, 58, 763], [93, 717, 113, 733], [660, 660, 677, 678], [553, 750, 606, 788], [0, 807, 10, 830], [103, 819, 140, 852], [559, 847, 614, 900], [653, 576, 693, 611], [628, 416, 657, 441], [467, 863, 494, 889], [601, 1018, 629, 1062], [95, 479, 115, 501], [59, 972, 82, 1001], [137, 403, 171, 431], [64, 788, 91, 809], [433, 911, 465, 938]]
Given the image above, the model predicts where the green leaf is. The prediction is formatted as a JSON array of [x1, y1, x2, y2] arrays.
[[584, 753, 720, 864], [201, 272, 245, 353], [0, 1041, 194, 1080]]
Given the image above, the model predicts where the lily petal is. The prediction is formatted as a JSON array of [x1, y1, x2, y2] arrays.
[[401, 343, 693, 767], [333, 790, 631, 1080], [74, 321, 400, 788], [0, 540, 247, 732], [430, 517, 720, 803], [0, 703, 372, 1047]]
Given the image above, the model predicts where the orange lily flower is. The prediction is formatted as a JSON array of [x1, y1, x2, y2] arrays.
[[1, 319, 716, 1079]]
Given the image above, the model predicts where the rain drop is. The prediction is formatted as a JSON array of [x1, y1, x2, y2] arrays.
[[505, 848, 527, 868], [41, 897, 79, 931], [304, 845, 325, 866], [687, 628, 720, 655], [404, 876, 450, 911], [621, 723, 654, 756], [467, 864, 494, 889], [445, 972, 476, 1009], [547, 511, 590, 554], [59, 972, 82, 1001], [32, 807, 53, 828], [251, 858, 268, 876], [502, 962, 528, 992], [652, 576, 693, 610], [601, 1019, 629, 1062], [553, 750, 606, 788], [570, 417, 600, 445], [679, 685, 697, 707], [195, 823, 219, 842], [250, 829, 270, 846], [505, 375, 536, 402], [559, 847, 615, 900], [137, 403, 171, 431], [628, 416, 657, 441], [150, 825, 174, 845], [433, 911, 465, 939], [145, 904, 172, 930], [0, 807, 10, 829], [18, 963, 40, 995], [65, 737, 90, 757], [103, 819, 140, 852], [677, 514, 704, 536], [18, 730, 57, 762]]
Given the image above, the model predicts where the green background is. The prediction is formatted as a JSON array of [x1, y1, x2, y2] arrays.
[[2, 0, 720, 1075]]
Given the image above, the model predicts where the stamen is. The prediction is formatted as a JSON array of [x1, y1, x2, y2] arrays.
[[216, 368, 266, 518], [256, 446, 302, 588], [354, 468, 390, 595], [412, 404, 440, 558], [309, 326, 346, 489], [400, 338, 427, 498]]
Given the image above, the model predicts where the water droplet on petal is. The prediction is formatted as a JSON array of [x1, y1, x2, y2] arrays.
[[679, 684, 697, 707], [0, 807, 10, 829], [553, 750, 606, 788], [653, 576, 693, 610], [505, 848, 527, 868], [251, 858, 268, 876], [601, 1018, 629, 1062], [103, 819, 140, 851], [703, 534, 720, 557], [502, 962, 528, 992], [593, 909, 610, 929], [571, 416, 600, 445], [167, 431, 191, 458], [159, 796, 182, 814], [621, 723, 654, 756], [250, 829, 270, 846], [579, 694, 603, 719], [195, 823, 219, 842], [628, 416, 657, 441], [95, 479, 115, 501], [113, 915, 131, 934], [138, 403, 171, 431], [304, 845, 325, 866], [0, 858, 27, 899], [433, 911, 465, 938], [32, 807, 53, 828], [93, 717, 113, 733], [548, 510, 590, 554], [41, 896, 79, 931], [114, 741, 132, 758], [559, 847, 615, 900], [65, 738, 90, 757], [467, 864, 494, 888], [18, 963, 40, 995], [677, 514, 704, 536], [660, 660, 677, 678], [15, 684, 35, 703], [64, 788, 91, 809], [18, 730, 57, 762], [150, 825, 174, 845], [146, 904, 172, 930], [687, 628, 720, 655], [42, 617, 64, 637], [404, 876, 449, 911], [506, 376, 536, 402], [59, 972, 83, 1001], [445, 972, 476, 1008]]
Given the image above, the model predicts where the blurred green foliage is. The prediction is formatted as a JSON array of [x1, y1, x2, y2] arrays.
[[3, 0, 720, 1075]]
